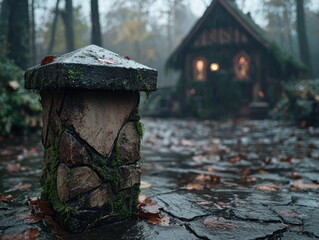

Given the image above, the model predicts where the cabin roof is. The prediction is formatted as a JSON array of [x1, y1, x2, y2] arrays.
[[166, 0, 303, 71]]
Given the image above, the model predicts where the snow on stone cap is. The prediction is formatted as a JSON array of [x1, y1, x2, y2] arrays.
[[25, 45, 157, 91]]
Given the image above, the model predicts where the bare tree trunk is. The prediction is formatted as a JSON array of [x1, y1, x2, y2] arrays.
[[296, 0, 313, 77], [7, 0, 30, 68], [62, 0, 74, 52], [0, 0, 9, 52], [91, 0, 102, 46], [31, 0, 36, 64], [47, 0, 60, 54]]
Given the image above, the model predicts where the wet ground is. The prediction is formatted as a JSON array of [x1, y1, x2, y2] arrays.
[[1, 118, 319, 239]]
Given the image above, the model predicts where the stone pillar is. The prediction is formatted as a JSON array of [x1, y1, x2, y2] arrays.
[[24, 45, 157, 232]]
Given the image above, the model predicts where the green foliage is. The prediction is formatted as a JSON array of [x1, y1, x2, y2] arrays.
[[185, 73, 250, 119], [270, 79, 319, 126], [0, 54, 41, 136]]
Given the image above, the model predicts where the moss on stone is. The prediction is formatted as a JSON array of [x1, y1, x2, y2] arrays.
[[135, 121, 144, 138], [41, 126, 77, 231], [109, 189, 139, 220], [145, 91, 152, 101], [67, 66, 84, 81]]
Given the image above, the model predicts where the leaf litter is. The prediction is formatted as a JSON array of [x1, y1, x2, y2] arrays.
[[137, 195, 170, 226]]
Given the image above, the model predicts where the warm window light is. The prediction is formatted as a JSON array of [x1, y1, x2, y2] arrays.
[[258, 91, 265, 98], [210, 63, 219, 72], [196, 60, 205, 71], [194, 58, 206, 81]]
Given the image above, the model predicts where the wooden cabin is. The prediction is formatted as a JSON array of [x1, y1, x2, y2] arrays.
[[166, 0, 304, 118]]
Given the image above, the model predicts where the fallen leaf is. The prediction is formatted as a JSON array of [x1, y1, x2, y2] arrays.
[[195, 174, 211, 182], [1, 227, 40, 240], [209, 175, 221, 183], [192, 155, 208, 162], [19, 213, 43, 224], [180, 139, 193, 146], [280, 156, 293, 163], [256, 184, 279, 191], [0, 193, 13, 203], [228, 155, 242, 163], [9, 182, 32, 192], [203, 217, 237, 229], [25, 197, 67, 237], [279, 210, 299, 218], [291, 172, 302, 179], [6, 162, 26, 172], [214, 201, 230, 210], [27, 197, 54, 216], [290, 180, 319, 190], [136, 195, 170, 226], [41, 55, 56, 65], [186, 183, 203, 190]]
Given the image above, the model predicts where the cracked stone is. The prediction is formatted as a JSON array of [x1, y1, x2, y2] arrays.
[[88, 184, 113, 208], [57, 163, 70, 203], [69, 166, 101, 199], [271, 206, 303, 225], [117, 122, 140, 164], [60, 90, 138, 156], [40, 93, 53, 147], [156, 192, 213, 220], [232, 203, 281, 222], [59, 131, 90, 167], [188, 216, 287, 240]]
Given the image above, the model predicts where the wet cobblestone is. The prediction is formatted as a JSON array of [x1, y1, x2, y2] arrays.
[[1, 119, 319, 239]]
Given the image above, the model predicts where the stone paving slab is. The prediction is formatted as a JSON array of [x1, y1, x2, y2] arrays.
[[188, 216, 287, 240]]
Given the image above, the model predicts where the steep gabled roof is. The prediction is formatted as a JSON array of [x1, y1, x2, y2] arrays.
[[167, 0, 283, 69]]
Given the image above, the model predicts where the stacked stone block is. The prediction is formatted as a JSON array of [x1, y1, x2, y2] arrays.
[[24, 45, 157, 232]]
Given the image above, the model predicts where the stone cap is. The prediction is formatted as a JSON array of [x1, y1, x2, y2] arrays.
[[25, 45, 157, 91]]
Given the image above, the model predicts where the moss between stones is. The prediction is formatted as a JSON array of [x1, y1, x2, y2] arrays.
[[135, 120, 144, 138], [41, 125, 77, 232], [41, 145, 77, 231], [109, 186, 140, 220], [112, 144, 124, 186]]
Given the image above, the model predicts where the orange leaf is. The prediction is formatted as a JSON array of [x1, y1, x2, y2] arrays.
[[186, 183, 203, 190], [11, 182, 32, 191], [41, 55, 56, 65], [6, 162, 25, 172], [290, 180, 319, 190], [280, 156, 293, 163], [291, 172, 301, 179], [256, 184, 279, 191], [0, 193, 13, 203]]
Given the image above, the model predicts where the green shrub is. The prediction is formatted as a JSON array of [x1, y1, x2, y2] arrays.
[[270, 79, 319, 127], [0, 54, 41, 136]]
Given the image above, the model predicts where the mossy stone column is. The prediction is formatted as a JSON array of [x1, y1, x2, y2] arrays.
[[24, 45, 157, 232]]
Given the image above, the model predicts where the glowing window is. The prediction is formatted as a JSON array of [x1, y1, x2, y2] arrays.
[[234, 52, 250, 80], [210, 63, 219, 72], [193, 58, 206, 81]]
